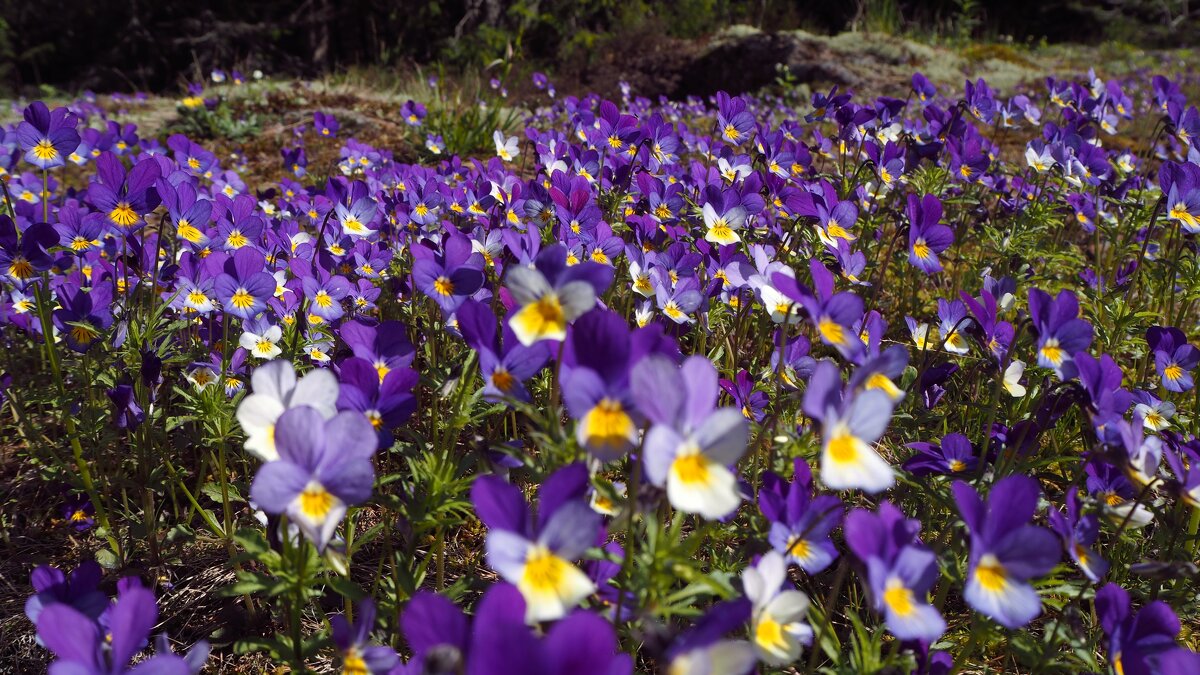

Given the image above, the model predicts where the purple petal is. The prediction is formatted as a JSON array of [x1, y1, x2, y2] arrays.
[[37, 604, 101, 667], [402, 592, 469, 657], [471, 475, 530, 536], [544, 610, 625, 675], [249, 461, 310, 513], [537, 463, 590, 532]]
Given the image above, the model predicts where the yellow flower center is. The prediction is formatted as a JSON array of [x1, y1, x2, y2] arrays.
[[671, 450, 710, 485], [865, 373, 901, 399], [226, 230, 248, 248], [583, 398, 633, 451], [787, 537, 811, 560], [818, 318, 846, 346], [342, 648, 369, 675], [70, 324, 99, 345], [492, 368, 515, 393], [1040, 339, 1065, 366], [522, 546, 570, 593], [298, 484, 335, 520], [883, 578, 915, 616], [33, 139, 59, 161], [827, 430, 859, 464], [230, 288, 255, 310], [975, 554, 1008, 592], [109, 202, 138, 227], [9, 257, 34, 280], [754, 614, 787, 653]]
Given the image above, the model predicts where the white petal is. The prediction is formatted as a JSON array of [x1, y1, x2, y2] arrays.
[[289, 368, 339, 417], [250, 360, 296, 401], [505, 266, 552, 306], [820, 435, 895, 493], [556, 280, 597, 321], [667, 459, 741, 520]]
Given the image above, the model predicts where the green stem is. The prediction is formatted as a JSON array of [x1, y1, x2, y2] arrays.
[[30, 274, 120, 557]]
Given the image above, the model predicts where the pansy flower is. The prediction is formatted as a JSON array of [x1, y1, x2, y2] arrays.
[[300, 268, 353, 325], [654, 272, 703, 325], [721, 369, 768, 422], [1096, 583, 1200, 674], [742, 551, 813, 665], [845, 501, 945, 642], [1048, 490, 1108, 583], [106, 384, 145, 430], [340, 320, 415, 383], [935, 298, 972, 355], [400, 584, 631, 674], [504, 244, 613, 346], [36, 579, 208, 675], [560, 310, 650, 461], [214, 248, 276, 320], [802, 360, 896, 493], [336, 356, 417, 448], [848, 344, 908, 401], [664, 598, 755, 675], [473, 463, 601, 623], [59, 494, 96, 531], [0, 216, 57, 286], [716, 92, 755, 145], [336, 196, 378, 239], [329, 599, 399, 674], [906, 194, 953, 274], [1147, 326, 1199, 392], [952, 476, 1060, 629], [250, 406, 378, 551], [24, 562, 107, 630], [238, 315, 282, 360], [87, 152, 161, 230], [903, 433, 977, 476], [774, 259, 864, 358], [16, 101, 80, 170], [1028, 288, 1093, 379], [313, 111, 339, 137], [52, 281, 113, 353], [1163, 439, 1200, 509], [159, 179, 213, 248], [759, 458, 843, 573], [457, 299, 549, 404], [1162, 160, 1200, 233], [412, 234, 486, 315], [634, 353, 749, 520], [1085, 458, 1154, 529], [701, 191, 748, 246], [494, 130, 519, 162], [235, 360, 339, 462]]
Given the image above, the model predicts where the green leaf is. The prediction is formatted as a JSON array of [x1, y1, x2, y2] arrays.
[[326, 576, 366, 601]]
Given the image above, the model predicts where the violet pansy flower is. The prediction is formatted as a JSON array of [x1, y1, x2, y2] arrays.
[[803, 360, 896, 493], [952, 476, 1060, 629], [473, 463, 601, 623], [249, 406, 378, 551], [634, 354, 749, 520]]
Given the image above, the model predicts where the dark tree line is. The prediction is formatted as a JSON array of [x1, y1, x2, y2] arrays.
[[0, 0, 1195, 96]]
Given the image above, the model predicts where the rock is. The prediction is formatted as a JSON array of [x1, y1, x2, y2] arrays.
[[674, 26, 861, 98]]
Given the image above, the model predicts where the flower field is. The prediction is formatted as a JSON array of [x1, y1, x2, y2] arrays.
[[3, 60, 1200, 674]]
